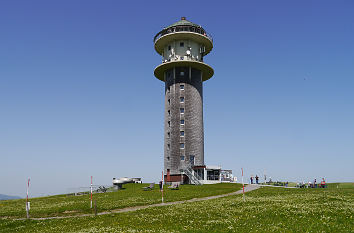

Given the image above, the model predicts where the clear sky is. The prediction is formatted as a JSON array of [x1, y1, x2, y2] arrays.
[[1, 1, 353, 197]]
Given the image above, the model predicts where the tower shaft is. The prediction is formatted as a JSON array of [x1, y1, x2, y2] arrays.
[[164, 67, 204, 176]]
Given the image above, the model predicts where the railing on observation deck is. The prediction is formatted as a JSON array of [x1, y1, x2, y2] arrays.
[[154, 25, 213, 43], [162, 55, 203, 63]]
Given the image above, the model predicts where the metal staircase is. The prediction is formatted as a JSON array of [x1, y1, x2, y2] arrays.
[[181, 166, 202, 185]]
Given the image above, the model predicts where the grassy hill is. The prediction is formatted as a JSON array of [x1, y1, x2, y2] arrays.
[[326, 182, 354, 189], [0, 183, 353, 232], [0, 183, 241, 219]]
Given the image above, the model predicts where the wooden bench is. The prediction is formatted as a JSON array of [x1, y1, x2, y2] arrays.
[[143, 183, 155, 191], [168, 182, 180, 190]]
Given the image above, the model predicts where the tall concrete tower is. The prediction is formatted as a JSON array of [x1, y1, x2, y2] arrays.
[[154, 17, 214, 183]]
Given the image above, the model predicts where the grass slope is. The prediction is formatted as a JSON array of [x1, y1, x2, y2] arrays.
[[0, 183, 241, 219], [0, 183, 353, 232]]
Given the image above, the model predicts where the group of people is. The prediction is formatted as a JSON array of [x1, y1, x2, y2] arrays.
[[248, 175, 327, 188], [250, 175, 259, 184], [298, 178, 326, 188]]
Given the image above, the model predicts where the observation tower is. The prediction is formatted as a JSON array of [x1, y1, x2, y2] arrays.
[[153, 17, 214, 184]]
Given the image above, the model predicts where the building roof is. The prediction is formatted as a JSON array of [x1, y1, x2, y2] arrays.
[[165, 17, 201, 29]]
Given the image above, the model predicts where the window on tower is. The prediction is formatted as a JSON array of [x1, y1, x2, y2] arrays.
[[168, 110, 170, 116], [190, 155, 195, 165], [180, 131, 184, 137], [180, 108, 184, 113], [180, 42, 184, 47], [180, 143, 185, 149], [180, 119, 185, 125], [180, 71, 184, 76], [167, 144, 170, 150], [167, 132, 170, 138], [180, 97, 184, 103], [180, 84, 184, 90], [168, 121, 170, 127], [168, 99, 170, 105], [180, 155, 185, 161]]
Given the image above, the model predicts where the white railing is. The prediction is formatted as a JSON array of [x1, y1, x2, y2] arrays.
[[163, 55, 202, 64], [154, 26, 213, 44], [181, 165, 202, 185]]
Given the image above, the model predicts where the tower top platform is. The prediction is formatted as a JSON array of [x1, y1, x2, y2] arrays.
[[154, 17, 213, 56]]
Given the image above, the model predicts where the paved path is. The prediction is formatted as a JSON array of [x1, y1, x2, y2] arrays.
[[13, 184, 260, 221], [259, 184, 296, 188]]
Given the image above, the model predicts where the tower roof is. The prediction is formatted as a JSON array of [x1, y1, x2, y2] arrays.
[[165, 17, 201, 29]]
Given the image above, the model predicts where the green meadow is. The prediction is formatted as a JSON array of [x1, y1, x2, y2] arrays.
[[0, 183, 241, 219], [0, 183, 353, 232]]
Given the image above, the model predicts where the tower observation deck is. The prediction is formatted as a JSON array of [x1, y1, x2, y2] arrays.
[[154, 17, 214, 183]]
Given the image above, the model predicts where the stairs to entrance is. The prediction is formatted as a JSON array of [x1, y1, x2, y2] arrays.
[[181, 166, 202, 185]]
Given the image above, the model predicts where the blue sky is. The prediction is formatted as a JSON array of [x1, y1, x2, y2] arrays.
[[1, 1, 353, 197]]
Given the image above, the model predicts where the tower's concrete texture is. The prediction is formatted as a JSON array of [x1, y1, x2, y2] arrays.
[[153, 17, 214, 181]]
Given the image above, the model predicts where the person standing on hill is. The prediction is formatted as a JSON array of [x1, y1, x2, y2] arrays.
[[159, 181, 163, 191], [321, 178, 326, 188], [255, 175, 259, 184], [250, 176, 253, 184]]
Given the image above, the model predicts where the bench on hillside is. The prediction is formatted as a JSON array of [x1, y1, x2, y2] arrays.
[[143, 183, 155, 191], [168, 182, 180, 190]]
